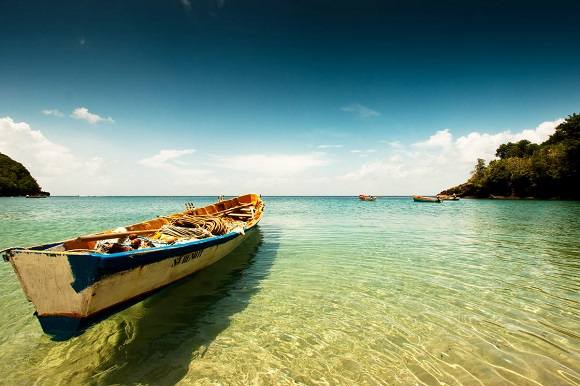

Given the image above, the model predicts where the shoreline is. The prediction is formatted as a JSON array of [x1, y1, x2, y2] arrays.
[[460, 195, 574, 200]]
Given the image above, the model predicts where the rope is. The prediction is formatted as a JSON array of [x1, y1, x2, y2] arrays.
[[96, 214, 248, 253], [158, 224, 212, 239], [170, 215, 231, 235], [154, 215, 243, 242]]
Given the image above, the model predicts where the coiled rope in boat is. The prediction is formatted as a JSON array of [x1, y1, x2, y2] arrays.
[[170, 215, 231, 235], [95, 213, 248, 253], [153, 215, 242, 242], [158, 224, 212, 239]]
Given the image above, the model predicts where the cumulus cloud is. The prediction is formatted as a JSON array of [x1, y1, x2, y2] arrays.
[[41, 109, 64, 117], [0, 117, 77, 178], [450, 118, 564, 163], [0, 116, 109, 193], [71, 107, 114, 124], [413, 129, 453, 149], [339, 118, 564, 194], [217, 153, 329, 175], [341, 103, 380, 118]]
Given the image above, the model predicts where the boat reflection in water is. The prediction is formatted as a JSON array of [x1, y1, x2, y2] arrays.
[[93, 225, 272, 385]]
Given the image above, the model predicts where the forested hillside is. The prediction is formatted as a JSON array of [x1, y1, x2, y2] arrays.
[[440, 113, 579, 199], [0, 153, 46, 196]]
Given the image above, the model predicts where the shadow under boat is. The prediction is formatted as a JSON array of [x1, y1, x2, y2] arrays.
[[90, 226, 278, 385]]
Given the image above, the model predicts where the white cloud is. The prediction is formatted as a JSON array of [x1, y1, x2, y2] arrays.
[[350, 149, 376, 153], [41, 109, 64, 117], [139, 149, 195, 167], [1, 114, 565, 196], [453, 118, 564, 163], [350, 149, 377, 157], [139, 149, 213, 181], [413, 129, 453, 149], [339, 118, 564, 194], [0, 117, 110, 193], [217, 153, 329, 175], [341, 103, 380, 118], [0, 117, 75, 178], [317, 144, 343, 149], [71, 107, 114, 124], [340, 155, 407, 181], [385, 141, 403, 149]]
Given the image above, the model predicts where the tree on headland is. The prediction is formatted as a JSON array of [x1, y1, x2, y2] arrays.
[[496, 140, 539, 159], [0, 153, 47, 196], [545, 113, 580, 144], [440, 113, 579, 199], [472, 158, 487, 180]]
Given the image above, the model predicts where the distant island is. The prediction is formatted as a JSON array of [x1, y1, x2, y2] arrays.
[[440, 113, 579, 199], [0, 153, 50, 197]]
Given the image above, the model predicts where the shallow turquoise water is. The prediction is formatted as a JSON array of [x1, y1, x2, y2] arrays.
[[0, 196, 579, 385]]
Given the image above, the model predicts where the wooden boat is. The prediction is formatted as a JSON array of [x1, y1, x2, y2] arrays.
[[412, 195, 441, 203], [358, 194, 377, 201], [25, 194, 49, 198], [437, 194, 459, 201], [1, 193, 264, 339]]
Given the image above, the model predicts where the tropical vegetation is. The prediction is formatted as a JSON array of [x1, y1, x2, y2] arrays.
[[440, 113, 579, 199], [0, 153, 47, 196]]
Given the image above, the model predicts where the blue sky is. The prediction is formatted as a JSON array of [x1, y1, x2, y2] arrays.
[[1, 0, 579, 195]]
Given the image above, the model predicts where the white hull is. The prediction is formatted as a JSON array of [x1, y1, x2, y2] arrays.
[[10, 230, 248, 316]]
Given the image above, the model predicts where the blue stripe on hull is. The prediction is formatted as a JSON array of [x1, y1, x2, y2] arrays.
[[38, 227, 257, 340], [97, 230, 240, 273], [67, 226, 254, 293]]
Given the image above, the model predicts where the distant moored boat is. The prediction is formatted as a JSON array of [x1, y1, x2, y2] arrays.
[[1, 193, 264, 339], [412, 195, 441, 203], [358, 194, 377, 201], [437, 194, 459, 201], [25, 192, 50, 198]]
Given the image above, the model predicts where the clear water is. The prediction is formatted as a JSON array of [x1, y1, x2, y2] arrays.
[[0, 196, 579, 385]]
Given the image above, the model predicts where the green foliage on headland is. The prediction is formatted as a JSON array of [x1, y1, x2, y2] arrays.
[[441, 113, 579, 199], [0, 153, 47, 196]]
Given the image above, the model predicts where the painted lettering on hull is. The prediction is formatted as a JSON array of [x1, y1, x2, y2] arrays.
[[171, 250, 203, 267]]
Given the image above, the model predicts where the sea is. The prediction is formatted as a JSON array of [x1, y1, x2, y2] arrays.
[[0, 196, 578, 385]]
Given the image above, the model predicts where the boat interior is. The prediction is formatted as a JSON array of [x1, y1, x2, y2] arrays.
[[48, 194, 264, 254]]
